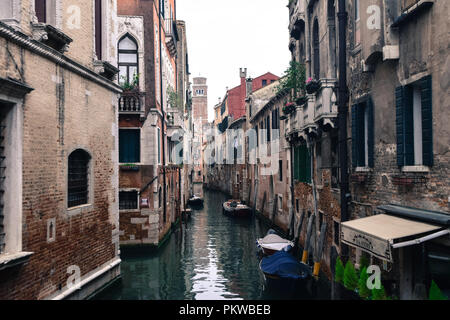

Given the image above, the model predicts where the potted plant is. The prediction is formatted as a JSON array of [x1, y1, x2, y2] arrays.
[[276, 60, 306, 103], [358, 266, 371, 300], [120, 73, 140, 92], [296, 95, 308, 106], [282, 102, 296, 115], [305, 77, 320, 94], [342, 260, 361, 300]]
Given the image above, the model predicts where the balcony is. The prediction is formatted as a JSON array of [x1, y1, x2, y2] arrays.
[[286, 80, 338, 139], [119, 91, 145, 115], [313, 79, 338, 129], [164, 19, 178, 57]]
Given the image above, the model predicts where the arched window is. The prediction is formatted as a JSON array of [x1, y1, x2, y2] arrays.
[[328, 0, 337, 78], [118, 35, 138, 86], [68, 149, 91, 208], [313, 19, 320, 80]]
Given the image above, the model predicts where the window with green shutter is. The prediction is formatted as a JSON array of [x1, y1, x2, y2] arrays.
[[294, 145, 311, 183], [351, 98, 374, 168], [395, 75, 433, 167], [119, 129, 140, 163]]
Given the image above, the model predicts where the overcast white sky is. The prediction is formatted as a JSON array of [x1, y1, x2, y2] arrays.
[[176, 0, 291, 121]]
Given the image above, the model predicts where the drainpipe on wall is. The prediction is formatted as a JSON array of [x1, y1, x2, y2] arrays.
[[338, 0, 350, 260], [158, 3, 167, 224]]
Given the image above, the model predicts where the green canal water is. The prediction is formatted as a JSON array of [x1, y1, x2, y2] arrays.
[[95, 189, 331, 300]]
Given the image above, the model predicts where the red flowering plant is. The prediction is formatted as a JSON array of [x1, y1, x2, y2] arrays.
[[305, 77, 320, 94], [283, 101, 296, 115]]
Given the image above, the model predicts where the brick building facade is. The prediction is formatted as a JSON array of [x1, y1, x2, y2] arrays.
[[117, 0, 189, 248], [0, 0, 121, 299], [287, 0, 450, 299]]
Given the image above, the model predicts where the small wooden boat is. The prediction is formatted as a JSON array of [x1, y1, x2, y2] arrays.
[[259, 251, 312, 297], [222, 200, 252, 218], [257, 230, 294, 256], [182, 209, 192, 221], [188, 195, 204, 207]]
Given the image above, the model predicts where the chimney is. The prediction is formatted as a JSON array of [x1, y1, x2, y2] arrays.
[[239, 68, 247, 79], [246, 78, 253, 98]]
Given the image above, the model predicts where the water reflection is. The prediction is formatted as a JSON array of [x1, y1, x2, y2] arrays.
[[96, 190, 287, 300]]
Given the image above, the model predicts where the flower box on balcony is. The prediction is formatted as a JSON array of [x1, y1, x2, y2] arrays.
[[306, 78, 320, 94], [283, 102, 296, 115], [120, 164, 140, 171]]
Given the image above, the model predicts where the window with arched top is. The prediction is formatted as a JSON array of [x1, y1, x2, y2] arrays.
[[313, 19, 320, 80], [68, 149, 91, 208], [118, 35, 139, 86]]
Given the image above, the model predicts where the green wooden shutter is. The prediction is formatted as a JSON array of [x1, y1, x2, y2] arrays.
[[395, 86, 405, 167], [351, 105, 358, 168], [367, 98, 375, 168], [119, 129, 140, 163], [357, 103, 365, 167], [404, 86, 414, 166], [305, 147, 311, 183], [420, 75, 433, 167]]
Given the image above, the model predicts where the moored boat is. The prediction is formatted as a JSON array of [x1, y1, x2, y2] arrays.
[[259, 251, 312, 297], [222, 200, 252, 218], [188, 195, 204, 207], [257, 230, 294, 256]]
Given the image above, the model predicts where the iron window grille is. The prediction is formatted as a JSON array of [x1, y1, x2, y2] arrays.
[[0, 120, 5, 254], [68, 150, 90, 208], [119, 191, 138, 210]]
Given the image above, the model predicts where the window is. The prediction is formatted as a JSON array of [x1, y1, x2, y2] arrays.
[[262, 80, 267, 87], [279, 160, 283, 181], [95, 0, 102, 59], [35, 0, 46, 23], [157, 127, 161, 164], [158, 187, 162, 208], [196, 89, 204, 96], [272, 108, 280, 130], [352, 99, 374, 168], [296, 199, 299, 213], [294, 145, 311, 183], [313, 19, 320, 79], [271, 80, 276, 84], [119, 191, 138, 210], [278, 195, 283, 211], [334, 220, 340, 245], [331, 133, 340, 188], [119, 129, 140, 163], [68, 149, 90, 208], [354, 0, 361, 46], [266, 115, 271, 142], [118, 35, 138, 86], [396, 76, 433, 167]]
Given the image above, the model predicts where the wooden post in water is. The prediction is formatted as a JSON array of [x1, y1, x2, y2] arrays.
[[313, 222, 327, 278], [302, 214, 315, 264]]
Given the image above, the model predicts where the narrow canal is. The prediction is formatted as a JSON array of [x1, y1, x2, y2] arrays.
[[96, 189, 330, 300]]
